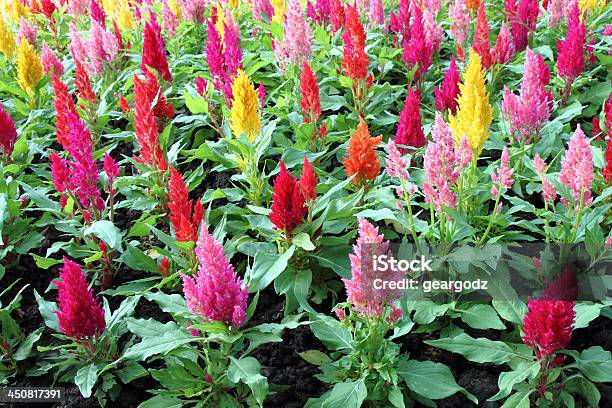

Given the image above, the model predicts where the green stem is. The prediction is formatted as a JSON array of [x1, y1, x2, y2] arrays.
[[479, 189, 501, 244]]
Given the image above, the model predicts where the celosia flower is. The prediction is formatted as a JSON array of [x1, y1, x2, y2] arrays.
[[330, 0, 344, 32], [74, 61, 97, 104], [136, 68, 174, 128], [606, 91, 612, 135], [422, 9, 443, 53], [502, 48, 552, 142], [133, 72, 167, 171], [506, 0, 539, 52], [162, 0, 179, 36], [534, 154, 557, 202], [300, 156, 317, 202], [116, 0, 134, 31], [344, 118, 382, 186], [230, 70, 261, 142], [16, 39, 43, 95], [53, 258, 106, 339], [492, 22, 515, 65], [368, 0, 384, 28], [223, 20, 243, 79], [142, 14, 172, 82], [52, 74, 78, 147], [168, 167, 204, 243], [69, 23, 88, 68], [556, 1, 586, 85], [314, 0, 332, 25], [90, 0, 106, 27], [473, 2, 491, 69], [271, 0, 287, 22], [182, 223, 248, 328], [103, 152, 120, 185], [270, 161, 307, 233], [547, 0, 569, 27], [422, 115, 464, 210], [490, 147, 514, 196], [604, 134, 612, 184], [0, 17, 15, 60], [385, 139, 409, 182], [205, 20, 230, 99], [449, 0, 470, 58], [342, 4, 368, 82], [257, 81, 266, 108], [64, 113, 104, 220], [435, 56, 460, 114], [0, 104, 17, 157], [342, 219, 404, 316], [300, 61, 321, 124], [86, 19, 119, 74], [466, 0, 482, 10], [277, 0, 312, 67], [16, 17, 37, 46], [449, 49, 493, 156], [41, 42, 64, 76], [50, 152, 71, 194], [180, 0, 205, 23], [402, 3, 432, 80], [522, 298, 575, 359], [559, 125, 594, 206], [195, 76, 207, 96], [253, 0, 274, 22], [395, 87, 426, 151]]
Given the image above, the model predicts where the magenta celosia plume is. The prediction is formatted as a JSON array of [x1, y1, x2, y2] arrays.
[[17, 17, 37, 46], [181, 223, 248, 328], [490, 147, 514, 196], [53, 258, 106, 339], [502, 48, 552, 142], [41, 42, 64, 76], [492, 22, 515, 65], [506, 0, 539, 52], [435, 56, 460, 114], [342, 219, 404, 316], [402, 2, 433, 80], [559, 125, 594, 207], [0, 103, 18, 157], [522, 298, 575, 359], [556, 1, 586, 85], [395, 87, 426, 151]]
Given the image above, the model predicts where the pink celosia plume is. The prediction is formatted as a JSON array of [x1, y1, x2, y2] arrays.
[[559, 125, 594, 207]]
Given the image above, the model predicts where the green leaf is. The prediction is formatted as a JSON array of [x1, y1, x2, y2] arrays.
[[573, 303, 605, 329], [298, 350, 332, 366], [84, 220, 122, 250], [293, 232, 315, 251], [492, 299, 528, 325], [75, 363, 99, 398], [500, 390, 534, 408], [310, 315, 354, 351], [388, 385, 405, 408], [13, 329, 43, 361], [123, 331, 195, 361], [459, 304, 506, 330], [137, 395, 184, 408], [574, 346, 612, 383], [34, 290, 59, 332], [144, 292, 189, 315], [321, 379, 367, 408], [116, 362, 149, 384], [228, 356, 268, 406], [121, 246, 160, 274], [425, 333, 531, 365], [246, 246, 295, 292], [31, 254, 61, 270], [564, 376, 600, 406], [397, 359, 477, 403], [489, 361, 540, 401], [183, 89, 208, 114], [126, 318, 179, 337]]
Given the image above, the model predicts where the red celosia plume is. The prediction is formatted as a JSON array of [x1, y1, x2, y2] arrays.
[[52, 74, 79, 147], [142, 14, 172, 82], [300, 156, 318, 202], [133, 73, 167, 171], [168, 166, 204, 242], [300, 61, 321, 124], [0, 103, 17, 156], [473, 2, 492, 69], [53, 258, 106, 339], [270, 161, 307, 234]]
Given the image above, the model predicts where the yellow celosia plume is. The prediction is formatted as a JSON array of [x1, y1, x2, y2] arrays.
[[271, 0, 286, 23], [169, 0, 182, 20], [0, 17, 15, 60], [579, 0, 605, 13], [116, 0, 134, 31], [230, 70, 262, 143], [16, 39, 43, 95], [1, 0, 28, 25], [449, 49, 492, 157]]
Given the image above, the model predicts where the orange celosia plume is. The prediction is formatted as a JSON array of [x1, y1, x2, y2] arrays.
[[343, 118, 382, 186]]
